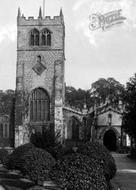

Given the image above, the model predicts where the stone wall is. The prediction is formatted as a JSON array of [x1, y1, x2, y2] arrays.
[[97, 110, 122, 126]]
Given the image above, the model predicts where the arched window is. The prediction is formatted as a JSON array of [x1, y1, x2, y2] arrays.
[[37, 55, 41, 63], [41, 29, 51, 46], [30, 29, 39, 46], [108, 113, 112, 126], [5, 123, 9, 138], [30, 88, 50, 122], [0, 124, 3, 138]]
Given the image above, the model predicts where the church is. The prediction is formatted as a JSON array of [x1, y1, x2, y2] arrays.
[[15, 7, 86, 147], [0, 6, 128, 151]]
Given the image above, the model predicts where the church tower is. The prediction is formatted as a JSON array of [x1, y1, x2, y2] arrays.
[[15, 7, 65, 146]]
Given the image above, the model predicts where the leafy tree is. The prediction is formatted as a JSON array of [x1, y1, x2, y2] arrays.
[[65, 86, 92, 110], [65, 78, 124, 111], [122, 74, 136, 142], [90, 77, 124, 105], [0, 90, 15, 115]]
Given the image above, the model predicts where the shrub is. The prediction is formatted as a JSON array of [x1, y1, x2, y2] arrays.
[[49, 145, 76, 160], [6, 143, 34, 170], [130, 147, 136, 158], [30, 129, 62, 159], [0, 149, 9, 165], [78, 141, 116, 181], [7, 145, 56, 184], [50, 153, 108, 190], [17, 147, 56, 184]]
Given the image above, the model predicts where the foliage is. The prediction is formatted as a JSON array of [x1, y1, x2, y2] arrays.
[[17, 147, 56, 184], [0, 90, 15, 115], [65, 86, 93, 110], [78, 141, 116, 181], [7, 144, 56, 184], [6, 143, 34, 170], [30, 129, 62, 159], [122, 74, 136, 141], [130, 148, 136, 158], [54, 145, 76, 160], [50, 153, 108, 190], [83, 113, 95, 142], [65, 78, 124, 111], [90, 77, 124, 105], [0, 149, 9, 165]]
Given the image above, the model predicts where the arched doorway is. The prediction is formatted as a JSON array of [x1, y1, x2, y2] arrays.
[[103, 129, 117, 151], [67, 116, 80, 143], [72, 117, 80, 141]]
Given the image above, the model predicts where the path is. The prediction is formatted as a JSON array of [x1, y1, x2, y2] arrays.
[[111, 153, 136, 190]]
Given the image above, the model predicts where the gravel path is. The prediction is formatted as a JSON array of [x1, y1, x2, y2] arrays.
[[111, 153, 136, 190]]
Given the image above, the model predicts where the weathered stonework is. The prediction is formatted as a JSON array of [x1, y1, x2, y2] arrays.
[[63, 107, 85, 142], [15, 9, 65, 146]]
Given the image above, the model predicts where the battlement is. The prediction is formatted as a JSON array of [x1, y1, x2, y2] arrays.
[[17, 7, 64, 26]]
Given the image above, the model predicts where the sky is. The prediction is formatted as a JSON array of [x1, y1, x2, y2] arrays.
[[0, 0, 136, 90]]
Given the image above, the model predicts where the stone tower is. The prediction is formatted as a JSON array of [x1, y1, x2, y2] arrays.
[[15, 7, 65, 146]]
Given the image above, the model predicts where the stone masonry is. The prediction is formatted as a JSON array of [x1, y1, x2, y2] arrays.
[[15, 8, 65, 146]]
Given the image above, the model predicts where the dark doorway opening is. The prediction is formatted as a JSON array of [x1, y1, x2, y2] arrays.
[[72, 117, 79, 141], [103, 130, 117, 151]]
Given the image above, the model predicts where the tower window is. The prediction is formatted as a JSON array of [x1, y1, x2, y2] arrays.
[[37, 55, 41, 63], [108, 113, 112, 126], [0, 124, 3, 138], [0, 122, 9, 138], [30, 88, 50, 122], [41, 29, 51, 46], [30, 29, 39, 46]]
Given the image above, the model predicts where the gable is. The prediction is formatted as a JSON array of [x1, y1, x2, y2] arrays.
[[97, 110, 122, 126]]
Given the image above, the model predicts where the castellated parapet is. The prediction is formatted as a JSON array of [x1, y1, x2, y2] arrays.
[[18, 16, 63, 26]]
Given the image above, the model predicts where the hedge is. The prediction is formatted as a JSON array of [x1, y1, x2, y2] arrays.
[[50, 153, 108, 190], [78, 141, 116, 181]]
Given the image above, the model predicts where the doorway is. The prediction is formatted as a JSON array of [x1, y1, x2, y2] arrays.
[[103, 129, 117, 151]]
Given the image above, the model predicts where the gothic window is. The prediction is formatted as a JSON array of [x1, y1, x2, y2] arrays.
[[0, 122, 9, 138], [5, 124, 9, 138], [30, 29, 39, 46], [30, 88, 50, 122], [0, 124, 3, 138], [41, 29, 51, 46], [108, 113, 112, 126]]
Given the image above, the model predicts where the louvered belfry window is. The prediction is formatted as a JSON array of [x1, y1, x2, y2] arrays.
[[41, 29, 51, 46], [30, 88, 50, 122], [30, 29, 39, 46]]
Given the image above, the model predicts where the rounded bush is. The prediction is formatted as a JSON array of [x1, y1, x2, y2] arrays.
[[78, 141, 116, 181], [19, 147, 56, 184], [50, 153, 108, 190], [0, 149, 9, 165], [7, 145, 56, 184], [6, 143, 34, 170]]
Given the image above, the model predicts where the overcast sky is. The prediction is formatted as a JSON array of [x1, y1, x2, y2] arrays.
[[0, 0, 136, 90]]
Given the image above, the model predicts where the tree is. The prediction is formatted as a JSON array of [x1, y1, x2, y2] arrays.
[[90, 77, 125, 105], [122, 73, 136, 142], [0, 90, 15, 115], [65, 86, 93, 110]]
